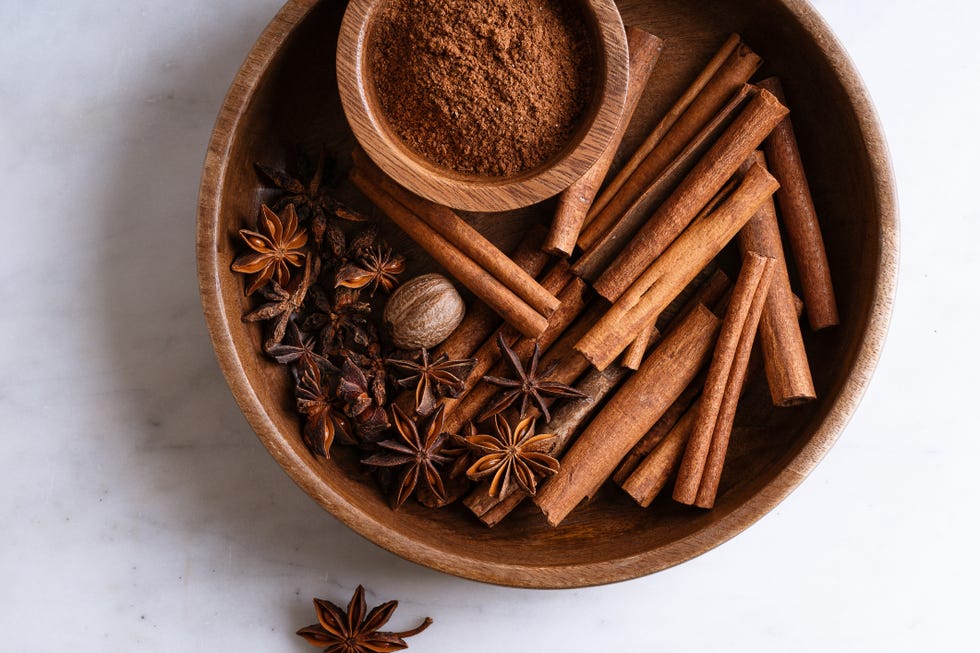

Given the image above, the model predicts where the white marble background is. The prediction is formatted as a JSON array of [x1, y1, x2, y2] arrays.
[[1, 0, 976, 650]]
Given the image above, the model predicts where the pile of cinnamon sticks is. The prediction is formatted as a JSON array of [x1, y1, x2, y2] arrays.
[[352, 30, 839, 528]]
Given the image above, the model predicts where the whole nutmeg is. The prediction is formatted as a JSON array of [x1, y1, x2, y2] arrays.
[[383, 273, 465, 350]]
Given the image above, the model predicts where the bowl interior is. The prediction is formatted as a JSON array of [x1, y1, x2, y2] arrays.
[[336, 0, 629, 211], [199, 0, 895, 587]]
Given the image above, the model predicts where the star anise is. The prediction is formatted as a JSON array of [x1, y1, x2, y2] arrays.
[[345, 341, 388, 406], [305, 287, 372, 350], [256, 149, 368, 245], [388, 349, 476, 416], [480, 334, 588, 423], [296, 358, 351, 457], [266, 322, 335, 370], [361, 404, 453, 509], [337, 358, 390, 441], [323, 223, 378, 267], [232, 204, 308, 295], [461, 415, 560, 497], [297, 585, 432, 653], [242, 256, 316, 349], [336, 243, 406, 296]]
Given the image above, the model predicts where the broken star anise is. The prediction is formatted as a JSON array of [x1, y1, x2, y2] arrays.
[[337, 358, 390, 441], [305, 287, 372, 350], [361, 404, 453, 509], [461, 415, 560, 497], [232, 203, 308, 296], [296, 358, 351, 457], [256, 149, 368, 246], [242, 256, 316, 350], [388, 349, 476, 416], [297, 585, 432, 653], [336, 243, 406, 296], [480, 333, 588, 423], [266, 322, 334, 371]]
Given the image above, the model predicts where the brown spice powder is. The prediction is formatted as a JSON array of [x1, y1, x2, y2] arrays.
[[371, 0, 594, 177]]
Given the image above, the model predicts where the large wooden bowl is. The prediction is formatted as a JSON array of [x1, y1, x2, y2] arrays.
[[337, 0, 630, 212], [197, 0, 897, 588]]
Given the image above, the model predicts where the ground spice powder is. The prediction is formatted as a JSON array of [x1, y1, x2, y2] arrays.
[[371, 0, 594, 177]]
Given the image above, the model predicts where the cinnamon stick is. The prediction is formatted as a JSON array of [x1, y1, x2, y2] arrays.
[[591, 88, 788, 302], [545, 27, 665, 257], [535, 304, 722, 526], [434, 227, 550, 361], [576, 162, 779, 370], [620, 397, 701, 507], [737, 152, 816, 406], [354, 149, 559, 319], [574, 86, 756, 281], [621, 324, 658, 370], [587, 34, 758, 225], [674, 252, 775, 505], [756, 77, 839, 330], [351, 160, 550, 339], [613, 375, 702, 485]]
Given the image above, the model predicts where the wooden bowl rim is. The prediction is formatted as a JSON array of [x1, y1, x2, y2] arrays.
[[196, 0, 899, 588], [335, 0, 630, 212]]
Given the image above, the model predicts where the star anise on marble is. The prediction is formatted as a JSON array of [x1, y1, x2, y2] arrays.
[[336, 243, 406, 296], [361, 404, 453, 509], [388, 350, 476, 416], [243, 256, 316, 349], [479, 334, 587, 423], [461, 415, 560, 497], [337, 358, 390, 441], [305, 287, 372, 349], [256, 149, 368, 246], [296, 358, 351, 457], [297, 585, 432, 653], [232, 204, 308, 295]]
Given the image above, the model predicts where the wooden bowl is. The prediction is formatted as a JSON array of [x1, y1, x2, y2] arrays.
[[336, 0, 630, 212], [197, 0, 897, 588]]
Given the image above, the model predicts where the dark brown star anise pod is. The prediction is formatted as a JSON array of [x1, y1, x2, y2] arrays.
[[336, 243, 406, 296], [461, 415, 560, 497], [266, 322, 335, 370], [324, 222, 378, 267], [345, 341, 387, 406], [297, 585, 431, 653], [305, 287, 372, 350], [388, 349, 476, 416], [296, 358, 351, 457], [242, 256, 316, 349], [337, 358, 390, 441], [256, 149, 368, 246], [232, 204, 308, 295], [480, 333, 588, 423], [362, 404, 453, 509]]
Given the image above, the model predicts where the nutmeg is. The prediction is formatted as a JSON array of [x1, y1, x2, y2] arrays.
[[383, 273, 465, 350]]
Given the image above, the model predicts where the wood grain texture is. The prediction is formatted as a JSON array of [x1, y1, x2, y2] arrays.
[[336, 0, 630, 212], [197, 0, 898, 589]]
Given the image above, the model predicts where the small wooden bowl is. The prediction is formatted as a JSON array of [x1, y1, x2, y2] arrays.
[[198, 0, 897, 588], [336, 0, 630, 212]]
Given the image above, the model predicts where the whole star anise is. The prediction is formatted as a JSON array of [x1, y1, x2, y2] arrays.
[[388, 349, 476, 416], [336, 243, 406, 296], [305, 287, 372, 350], [266, 322, 334, 371], [242, 256, 316, 349], [232, 203, 308, 295], [296, 358, 351, 457], [480, 334, 587, 423], [297, 585, 431, 653], [461, 415, 560, 497], [256, 149, 368, 245], [361, 404, 453, 509]]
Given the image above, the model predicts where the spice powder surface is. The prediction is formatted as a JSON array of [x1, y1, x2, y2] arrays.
[[371, 0, 595, 177]]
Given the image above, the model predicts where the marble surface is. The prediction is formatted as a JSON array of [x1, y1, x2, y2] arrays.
[[1, 1, 976, 650]]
